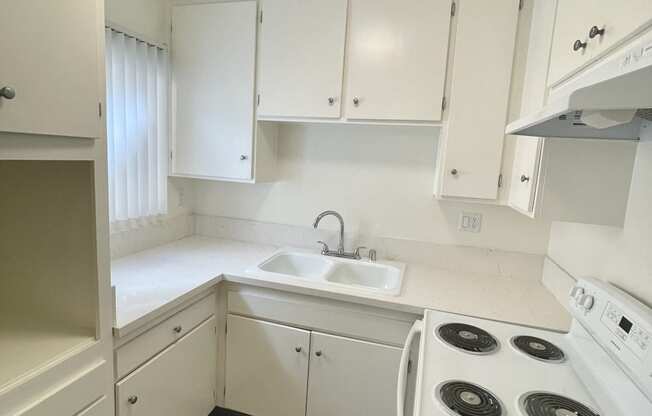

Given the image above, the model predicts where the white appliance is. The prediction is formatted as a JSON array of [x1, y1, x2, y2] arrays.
[[506, 29, 652, 140], [397, 277, 652, 416]]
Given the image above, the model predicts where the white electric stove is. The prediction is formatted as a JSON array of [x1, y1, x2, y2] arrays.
[[397, 277, 652, 416]]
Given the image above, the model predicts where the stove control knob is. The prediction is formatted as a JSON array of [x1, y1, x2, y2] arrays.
[[570, 287, 585, 304], [580, 294, 595, 311]]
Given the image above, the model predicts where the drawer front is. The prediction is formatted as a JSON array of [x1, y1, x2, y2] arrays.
[[116, 317, 217, 416], [116, 294, 215, 379], [227, 288, 416, 347], [16, 361, 107, 416]]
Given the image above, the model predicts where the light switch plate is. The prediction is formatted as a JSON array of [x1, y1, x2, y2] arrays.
[[459, 212, 482, 233]]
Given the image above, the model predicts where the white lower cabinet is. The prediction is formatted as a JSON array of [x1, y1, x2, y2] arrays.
[[306, 332, 402, 416], [225, 315, 310, 416], [115, 317, 217, 416], [224, 314, 402, 416]]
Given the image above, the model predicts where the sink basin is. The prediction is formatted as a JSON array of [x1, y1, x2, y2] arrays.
[[249, 250, 405, 296], [325, 262, 402, 295], [258, 252, 333, 280]]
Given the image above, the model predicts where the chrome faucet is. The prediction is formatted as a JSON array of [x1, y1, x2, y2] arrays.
[[312, 210, 375, 261]]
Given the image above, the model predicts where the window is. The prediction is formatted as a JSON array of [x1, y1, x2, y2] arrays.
[[105, 27, 168, 228]]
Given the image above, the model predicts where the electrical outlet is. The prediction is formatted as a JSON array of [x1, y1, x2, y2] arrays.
[[459, 212, 482, 233]]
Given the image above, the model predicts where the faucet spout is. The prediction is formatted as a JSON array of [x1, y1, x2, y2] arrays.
[[312, 210, 345, 254]]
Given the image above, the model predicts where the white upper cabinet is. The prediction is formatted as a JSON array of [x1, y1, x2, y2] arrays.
[[0, 0, 101, 139], [344, 0, 452, 121], [548, 0, 652, 85], [171, 1, 257, 180], [436, 0, 520, 200], [257, 0, 348, 119], [508, 0, 556, 215]]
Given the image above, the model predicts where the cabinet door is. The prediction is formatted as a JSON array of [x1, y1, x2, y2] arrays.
[[437, 0, 520, 200], [591, 0, 652, 58], [547, 0, 594, 85], [508, 138, 542, 214], [508, 0, 554, 216], [306, 332, 402, 416], [0, 0, 101, 138], [225, 315, 310, 416], [258, 0, 348, 118], [344, 0, 452, 121], [548, 0, 652, 86], [116, 317, 217, 416], [171, 2, 257, 180]]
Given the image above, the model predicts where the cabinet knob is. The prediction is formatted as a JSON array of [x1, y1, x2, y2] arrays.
[[173, 325, 182, 333], [0, 86, 16, 100], [573, 39, 587, 52], [240, 155, 248, 161], [352, 97, 360, 106], [450, 168, 458, 176], [589, 25, 605, 39], [295, 346, 302, 353], [328, 97, 335, 106], [128, 396, 139, 405], [315, 350, 323, 357], [520, 174, 530, 183]]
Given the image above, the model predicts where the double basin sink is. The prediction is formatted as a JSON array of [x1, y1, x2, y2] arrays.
[[247, 251, 405, 296]]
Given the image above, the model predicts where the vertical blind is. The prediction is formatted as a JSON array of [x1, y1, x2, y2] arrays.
[[105, 27, 168, 226]]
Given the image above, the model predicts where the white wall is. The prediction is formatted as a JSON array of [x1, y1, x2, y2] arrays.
[[105, 0, 171, 46], [193, 123, 553, 254], [547, 122, 652, 306]]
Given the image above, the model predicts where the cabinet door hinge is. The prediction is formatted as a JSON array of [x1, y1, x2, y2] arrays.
[[224, 386, 227, 397], [518, 0, 524, 10], [442, 96, 447, 111], [170, 151, 173, 161], [257, 94, 261, 106], [98, 103, 102, 118], [259, 10, 263, 23], [451, 1, 456, 17], [498, 173, 503, 188], [407, 359, 413, 374]]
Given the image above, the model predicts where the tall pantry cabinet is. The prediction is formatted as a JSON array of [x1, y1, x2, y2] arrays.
[[0, 1, 114, 415]]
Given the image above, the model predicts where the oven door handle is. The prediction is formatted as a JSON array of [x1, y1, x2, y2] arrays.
[[397, 319, 423, 416]]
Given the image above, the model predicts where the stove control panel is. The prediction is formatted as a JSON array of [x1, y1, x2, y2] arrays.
[[601, 301, 650, 359], [570, 278, 652, 401]]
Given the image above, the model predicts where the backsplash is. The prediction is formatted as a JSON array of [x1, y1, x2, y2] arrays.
[[194, 214, 544, 282], [110, 213, 193, 259]]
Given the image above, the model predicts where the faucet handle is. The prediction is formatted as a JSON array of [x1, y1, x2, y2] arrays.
[[317, 241, 330, 255], [368, 249, 377, 262], [353, 246, 368, 260]]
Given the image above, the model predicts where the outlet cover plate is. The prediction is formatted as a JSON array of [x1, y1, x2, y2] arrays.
[[459, 212, 482, 233]]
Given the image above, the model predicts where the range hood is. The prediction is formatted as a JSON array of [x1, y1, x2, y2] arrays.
[[506, 33, 652, 140]]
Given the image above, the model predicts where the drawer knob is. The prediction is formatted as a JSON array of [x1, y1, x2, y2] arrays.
[[295, 346, 302, 353], [315, 350, 323, 357], [0, 86, 16, 100], [450, 168, 458, 176], [173, 325, 182, 333], [573, 39, 587, 52], [589, 25, 605, 39], [328, 97, 335, 106], [520, 174, 530, 183], [352, 97, 360, 106], [128, 396, 138, 405], [240, 154, 248, 161]]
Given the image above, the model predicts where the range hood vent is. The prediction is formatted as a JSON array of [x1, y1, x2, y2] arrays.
[[507, 33, 652, 140]]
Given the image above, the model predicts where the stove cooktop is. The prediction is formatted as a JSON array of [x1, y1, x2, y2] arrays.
[[415, 311, 598, 416]]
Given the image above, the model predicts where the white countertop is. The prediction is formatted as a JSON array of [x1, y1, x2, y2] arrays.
[[111, 236, 571, 337]]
